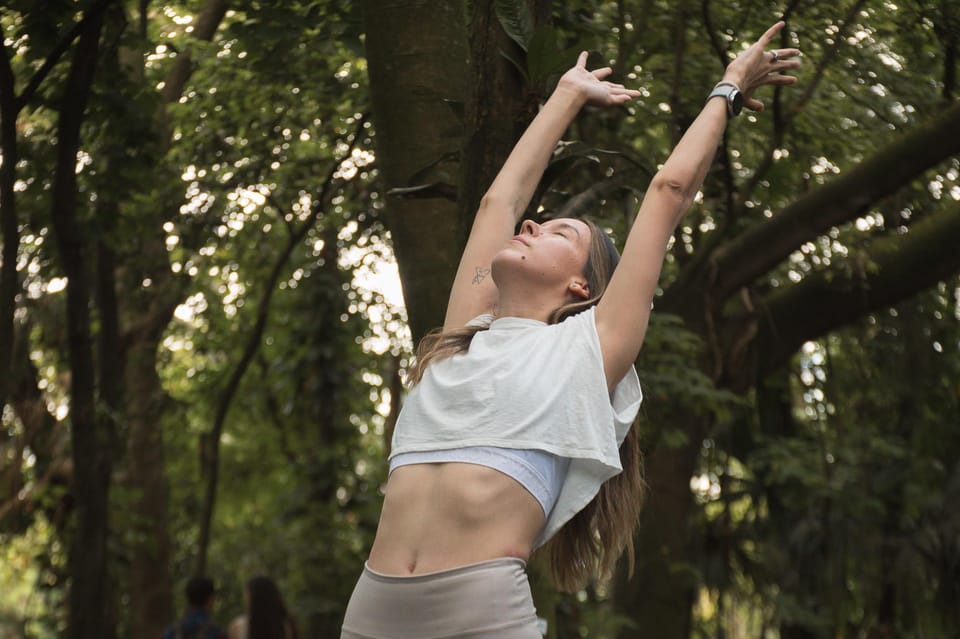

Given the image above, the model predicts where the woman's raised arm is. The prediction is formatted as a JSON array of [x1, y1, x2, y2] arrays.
[[595, 21, 802, 388], [443, 54, 640, 330]]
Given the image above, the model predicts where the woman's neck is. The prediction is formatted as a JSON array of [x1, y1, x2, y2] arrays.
[[494, 292, 563, 322]]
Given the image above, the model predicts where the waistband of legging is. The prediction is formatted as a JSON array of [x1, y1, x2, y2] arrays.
[[362, 557, 527, 584]]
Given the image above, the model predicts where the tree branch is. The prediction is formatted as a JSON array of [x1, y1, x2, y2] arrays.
[[755, 202, 960, 376], [793, 0, 869, 117], [709, 99, 960, 303], [14, 0, 117, 113], [552, 176, 628, 219], [700, 0, 730, 73], [159, 0, 228, 104], [669, 3, 694, 266], [936, 0, 957, 102], [193, 115, 368, 576], [739, 0, 869, 206]]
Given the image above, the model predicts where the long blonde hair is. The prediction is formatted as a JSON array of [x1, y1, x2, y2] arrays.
[[408, 219, 645, 592]]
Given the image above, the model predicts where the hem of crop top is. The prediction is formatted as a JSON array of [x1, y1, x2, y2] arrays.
[[389, 447, 568, 517]]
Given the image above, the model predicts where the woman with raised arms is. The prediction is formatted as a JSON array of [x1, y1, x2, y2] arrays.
[[341, 21, 800, 639]]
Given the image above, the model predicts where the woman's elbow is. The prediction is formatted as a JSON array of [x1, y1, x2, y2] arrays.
[[477, 192, 517, 218], [648, 174, 692, 206]]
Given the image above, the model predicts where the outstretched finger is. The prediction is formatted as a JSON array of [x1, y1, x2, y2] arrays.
[[576, 51, 589, 68], [592, 66, 613, 80], [775, 47, 802, 60], [758, 20, 786, 47], [763, 74, 799, 87]]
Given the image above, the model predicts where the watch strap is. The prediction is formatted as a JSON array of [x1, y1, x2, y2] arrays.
[[707, 82, 742, 117]]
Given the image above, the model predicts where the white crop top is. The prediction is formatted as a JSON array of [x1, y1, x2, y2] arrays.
[[389, 307, 643, 548], [390, 446, 571, 517]]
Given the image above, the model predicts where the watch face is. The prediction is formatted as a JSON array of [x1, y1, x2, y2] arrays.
[[730, 90, 743, 116]]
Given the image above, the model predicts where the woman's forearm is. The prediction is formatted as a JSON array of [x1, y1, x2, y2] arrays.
[[652, 90, 729, 214], [650, 23, 797, 218], [482, 85, 587, 222]]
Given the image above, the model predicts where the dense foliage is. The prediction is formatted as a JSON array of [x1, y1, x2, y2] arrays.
[[0, 1, 957, 638]]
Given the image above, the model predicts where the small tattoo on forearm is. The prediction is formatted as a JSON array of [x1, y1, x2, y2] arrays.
[[472, 267, 491, 285]]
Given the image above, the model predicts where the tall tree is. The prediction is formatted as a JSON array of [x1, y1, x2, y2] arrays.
[[117, 3, 228, 633], [361, 0, 468, 340], [46, 2, 112, 636]]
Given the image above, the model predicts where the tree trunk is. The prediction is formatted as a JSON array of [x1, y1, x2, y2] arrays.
[[119, 1, 227, 630], [125, 324, 177, 636], [49, 6, 112, 638], [119, 187, 183, 636], [457, 0, 538, 230], [0, 41, 19, 412], [0, 40, 22, 531], [614, 404, 706, 639], [361, 0, 468, 341]]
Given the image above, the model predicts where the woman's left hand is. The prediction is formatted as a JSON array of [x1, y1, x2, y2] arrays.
[[556, 52, 641, 107], [722, 21, 802, 112]]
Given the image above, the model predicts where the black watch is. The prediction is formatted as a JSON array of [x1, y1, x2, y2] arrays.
[[707, 82, 743, 117]]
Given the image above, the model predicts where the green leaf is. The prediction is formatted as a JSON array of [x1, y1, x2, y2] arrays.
[[495, 0, 533, 51]]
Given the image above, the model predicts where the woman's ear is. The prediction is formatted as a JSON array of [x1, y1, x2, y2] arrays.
[[569, 280, 590, 299]]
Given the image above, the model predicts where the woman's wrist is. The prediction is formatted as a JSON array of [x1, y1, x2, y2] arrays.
[[718, 74, 744, 91], [551, 82, 589, 108]]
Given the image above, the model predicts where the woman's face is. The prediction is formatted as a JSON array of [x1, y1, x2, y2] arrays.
[[493, 218, 592, 295]]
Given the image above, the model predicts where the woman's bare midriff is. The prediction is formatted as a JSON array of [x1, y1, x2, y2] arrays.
[[365, 463, 546, 576]]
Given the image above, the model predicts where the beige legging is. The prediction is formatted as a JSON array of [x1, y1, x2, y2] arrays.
[[340, 557, 542, 639]]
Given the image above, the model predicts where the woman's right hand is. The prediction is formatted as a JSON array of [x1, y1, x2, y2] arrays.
[[721, 21, 801, 112], [556, 52, 641, 107]]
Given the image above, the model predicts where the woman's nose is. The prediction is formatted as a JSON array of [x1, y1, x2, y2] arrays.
[[520, 219, 541, 236]]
